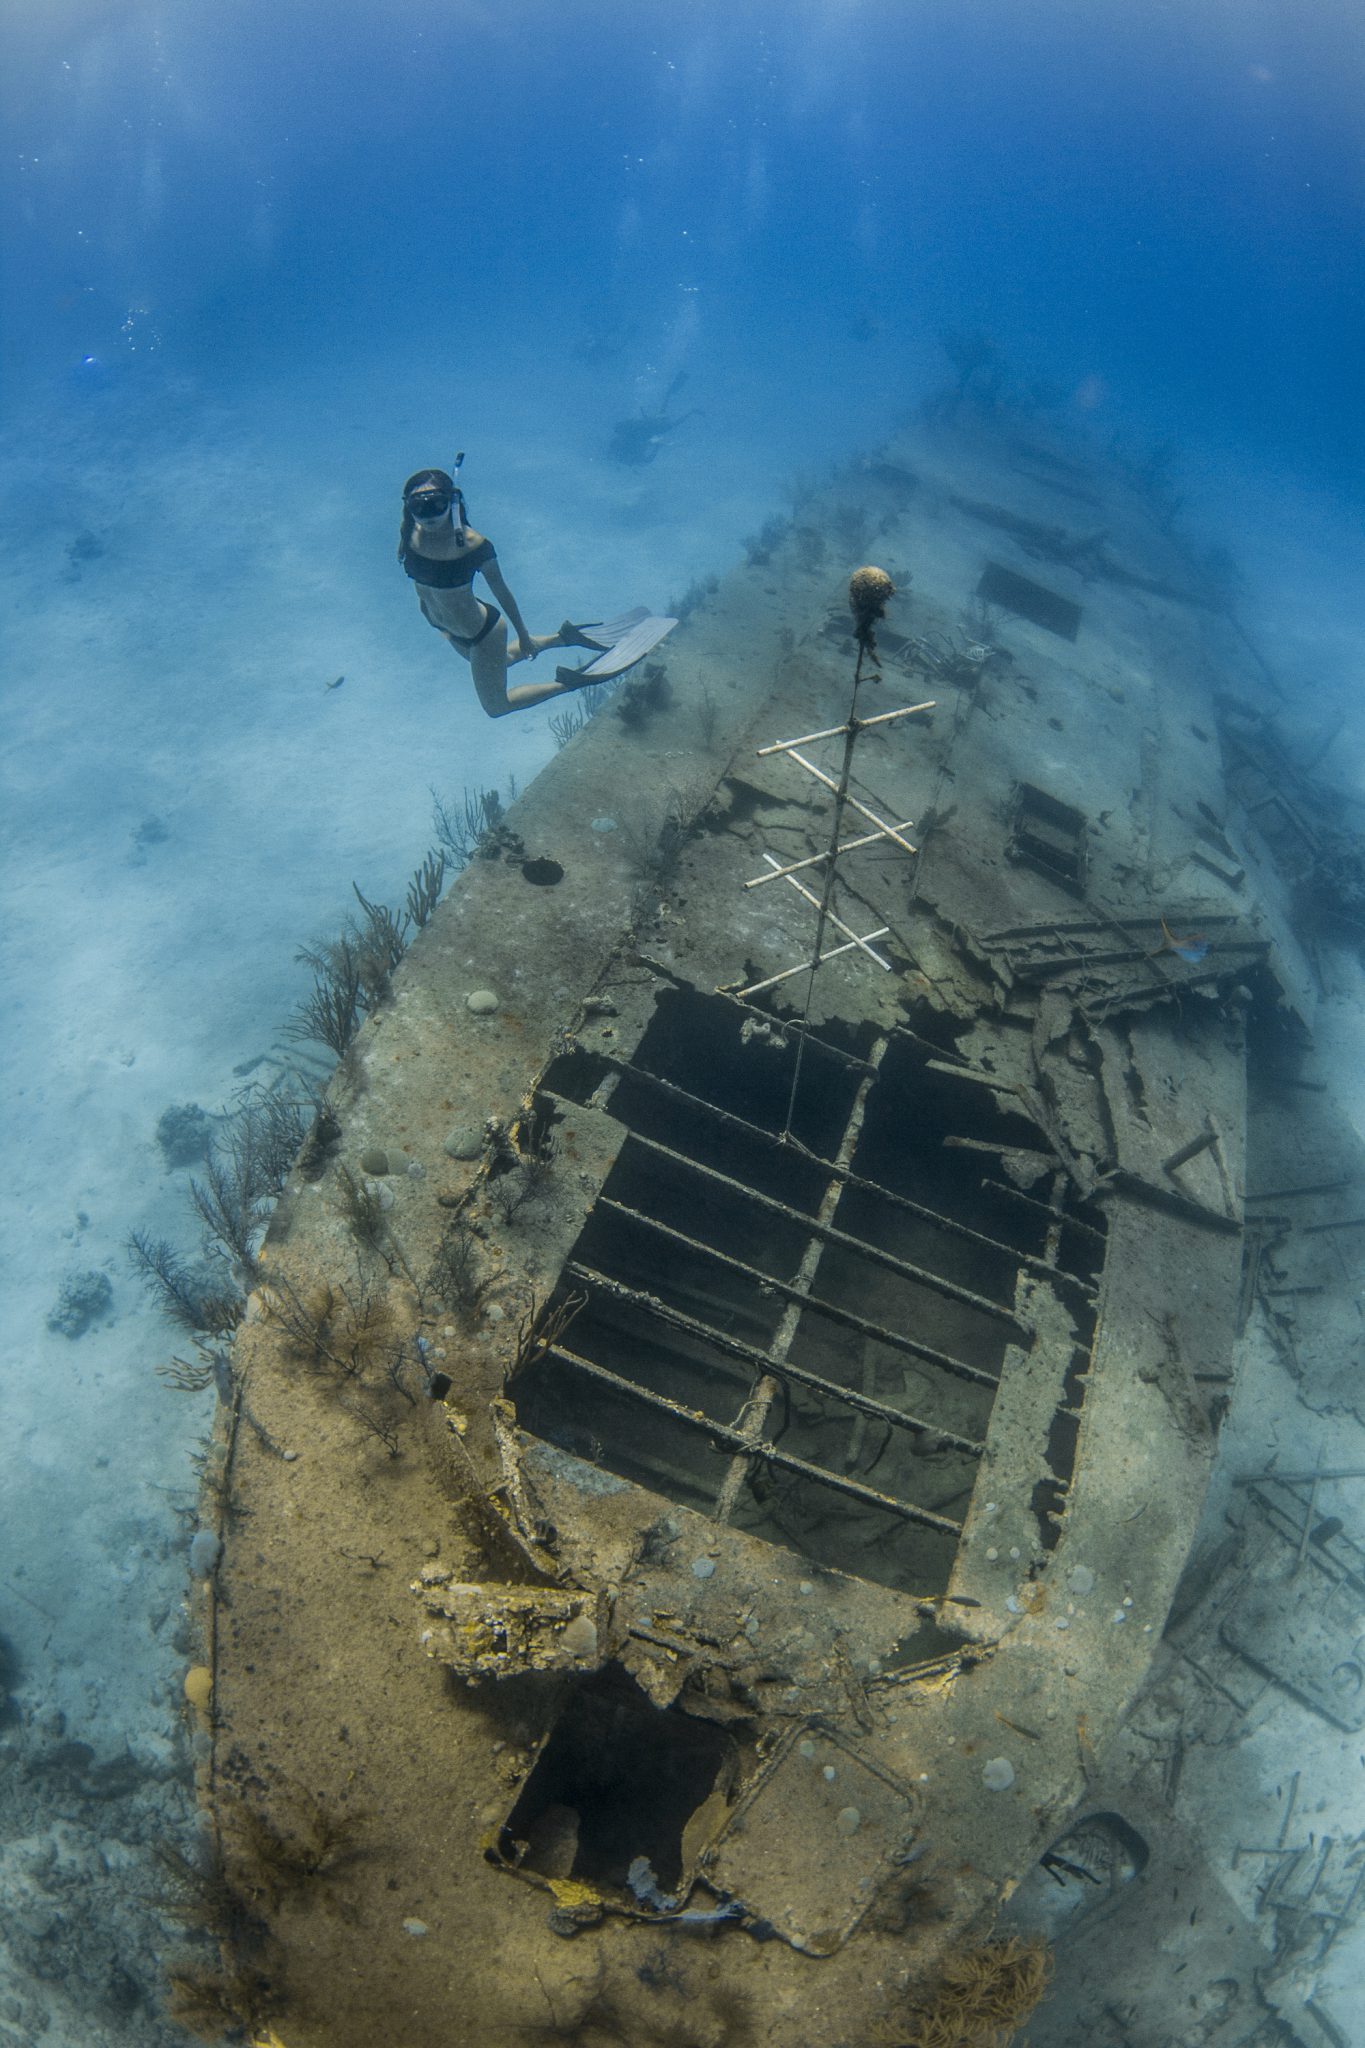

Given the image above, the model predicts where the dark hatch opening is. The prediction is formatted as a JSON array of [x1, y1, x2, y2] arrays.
[[1009, 782, 1089, 897], [521, 993, 1104, 1592], [495, 1667, 737, 1896], [978, 561, 1082, 640]]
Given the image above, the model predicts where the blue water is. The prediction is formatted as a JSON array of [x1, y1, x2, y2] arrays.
[[2, 4, 1363, 2043], [6, 3, 1363, 471]]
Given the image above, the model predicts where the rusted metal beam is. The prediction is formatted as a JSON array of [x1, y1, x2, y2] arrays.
[[756, 702, 935, 754], [926, 1059, 1024, 1094], [978, 1174, 1107, 1243], [710, 1034, 887, 1526], [979, 911, 1243, 944], [538, 1345, 964, 1539], [1082, 964, 1257, 1021], [623, 1129, 1027, 1331], [565, 1260, 986, 1458], [1019, 939, 1266, 978], [584, 1058, 1096, 1295], [594, 1196, 1002, 1389]]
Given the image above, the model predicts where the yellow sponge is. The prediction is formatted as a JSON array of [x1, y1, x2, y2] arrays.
[[183, 1664, 213, 1712]]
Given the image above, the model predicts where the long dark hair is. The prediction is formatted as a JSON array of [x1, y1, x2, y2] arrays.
[[397, 468, 467, 560]]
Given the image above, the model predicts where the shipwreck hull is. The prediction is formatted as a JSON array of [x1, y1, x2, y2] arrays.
[[198, 416, 1310, 2046]]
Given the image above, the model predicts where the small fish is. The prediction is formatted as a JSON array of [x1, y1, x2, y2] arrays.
[[324, 674, 345, 692]]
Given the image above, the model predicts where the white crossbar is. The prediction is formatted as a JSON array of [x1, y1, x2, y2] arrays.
[[736, 931, 892, 1000], [744, 823, 916, 890], [783, 749, 918, 855], [763, 854, 891, 970], [757, 700, 935, 756]]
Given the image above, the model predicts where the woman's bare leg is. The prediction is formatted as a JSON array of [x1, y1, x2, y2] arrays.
[[506, 629, 563, 664], [466, 619, 593, 718]]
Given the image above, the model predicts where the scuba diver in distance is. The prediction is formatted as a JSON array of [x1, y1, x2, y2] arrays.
[[398, 458, 605, 719]]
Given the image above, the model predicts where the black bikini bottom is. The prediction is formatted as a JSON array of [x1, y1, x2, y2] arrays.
[[445, 602, 501, 654]]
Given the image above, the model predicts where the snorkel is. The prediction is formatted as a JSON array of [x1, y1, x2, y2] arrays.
[[449, 449, 467, 547]]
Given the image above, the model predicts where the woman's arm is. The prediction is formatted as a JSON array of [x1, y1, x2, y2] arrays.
[[480, 559, 535, 657]]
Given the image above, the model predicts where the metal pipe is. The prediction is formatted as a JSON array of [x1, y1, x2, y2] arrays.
[[779, 748, 918, 856], [1162, 1128, 1217, 1175], [736, 935, 886, 1000], [760, 852, 893, 970]]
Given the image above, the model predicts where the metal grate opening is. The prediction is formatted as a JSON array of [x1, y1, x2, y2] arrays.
[[1008, 781, 1089, 897], [515, 994, 1103, 1594]]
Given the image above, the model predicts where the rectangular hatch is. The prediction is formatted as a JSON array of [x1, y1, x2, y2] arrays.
[[978, 560, 1082, 640], [511, 992, 1104, 1596]]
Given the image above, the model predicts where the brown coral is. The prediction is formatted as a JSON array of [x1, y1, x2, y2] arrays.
[[848, 563, 896, 641], [905, 1935, 1053, 2047]]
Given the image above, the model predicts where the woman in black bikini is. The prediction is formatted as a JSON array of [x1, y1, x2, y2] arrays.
[[398, 467, 602, 719]]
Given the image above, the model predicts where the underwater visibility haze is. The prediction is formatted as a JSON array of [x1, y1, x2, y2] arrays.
[[2, 3, 1365, 2044]]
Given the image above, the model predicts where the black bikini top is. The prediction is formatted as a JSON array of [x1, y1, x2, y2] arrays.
[[401, 537, 496, 589]]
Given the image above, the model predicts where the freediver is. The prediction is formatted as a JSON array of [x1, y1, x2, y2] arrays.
[[398, 461, 614, 720]]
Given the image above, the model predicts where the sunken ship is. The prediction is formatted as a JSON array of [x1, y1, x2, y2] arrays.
[[181, 404, 1342, 2048]]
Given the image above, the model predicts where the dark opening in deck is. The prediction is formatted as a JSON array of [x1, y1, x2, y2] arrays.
[[978, 561, 1083, 641], [514, 992, 1104, 1595]]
